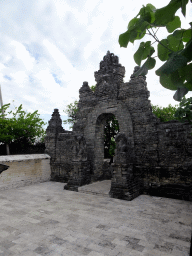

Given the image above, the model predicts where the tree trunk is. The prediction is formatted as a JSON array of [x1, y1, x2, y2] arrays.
[[6, 144, 10, 155]]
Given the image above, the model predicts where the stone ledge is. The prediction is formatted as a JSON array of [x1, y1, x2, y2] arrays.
[[0, 154, 51, 163]]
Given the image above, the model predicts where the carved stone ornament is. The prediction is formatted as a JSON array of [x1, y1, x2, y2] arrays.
[[72, 135, 87, 162]]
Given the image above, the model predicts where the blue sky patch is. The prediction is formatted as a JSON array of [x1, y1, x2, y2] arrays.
[[4, 75, 12, 81], [52, 73, 62, 85]]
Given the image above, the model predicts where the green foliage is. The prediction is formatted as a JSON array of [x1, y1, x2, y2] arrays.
[[104, 116, 119, 158], [134, 41, 155, 66], [109, 138, 116, 157], [63, 100, 79, 129], [152, 99, 192, 124], [151, 104, 179, 122], [0, 103, 46, 146], [90, 85, 96, 92], [119, 0, 192, 101], [174, 96, 192, 123]]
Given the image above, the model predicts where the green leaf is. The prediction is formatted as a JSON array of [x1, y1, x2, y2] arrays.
[[134, 41, 154, 65], [145, 57, 156, 70], [181, 0, 189, 17], [159, 69, 190, 101], [184, 81, 192, 91], [120, 16, 150, 47], [173, 29, 192, 42], [158, 39, 171, 61], [178, 63, 192, 83], [167, 34, 184, 52], [129, 20, 149, 43], [139, 6, 152, 23], [128, 18, 139, 29], [160, 72, 182, 90], [160, 73, 178, 90], [180, 38, 192, 61], [133, 57, 156, 77], [157, 33, 185, 62], [139, 4, 156, 23], [183, 29, 192, 42], [156, 52, 188, 76], [153, 0, 181, 27], [146, 3, 156, 12], [150, 12, 155, 24], [119, 31, 130, 47], [119, 25, 147, 47], [166, 16, 181, 33], [134, 42, 144, 65]]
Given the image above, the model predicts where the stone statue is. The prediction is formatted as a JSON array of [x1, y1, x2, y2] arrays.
[[73, 135, 87, 162], [114, 133, 128, 164]]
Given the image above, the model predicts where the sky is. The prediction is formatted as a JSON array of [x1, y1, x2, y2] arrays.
[[0, 0, 192, 131]]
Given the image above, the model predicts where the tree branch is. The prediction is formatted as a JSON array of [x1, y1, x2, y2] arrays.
[[147, 28, 173, 52]]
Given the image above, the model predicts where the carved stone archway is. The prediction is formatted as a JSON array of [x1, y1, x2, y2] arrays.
[[45, 51, 192, 201]]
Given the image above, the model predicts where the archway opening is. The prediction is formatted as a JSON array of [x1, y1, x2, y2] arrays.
[[104, 115, 119, 164], [94, 113, 119, 181]]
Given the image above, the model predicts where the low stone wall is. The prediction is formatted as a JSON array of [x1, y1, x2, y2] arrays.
[[0, 154, 51, 191]]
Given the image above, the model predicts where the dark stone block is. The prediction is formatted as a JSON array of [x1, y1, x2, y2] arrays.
[[147, 183, 192, 201], [0, 164, 9, 174]]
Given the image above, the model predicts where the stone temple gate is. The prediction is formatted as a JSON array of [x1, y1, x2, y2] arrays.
[[45, 51, 192, 201]]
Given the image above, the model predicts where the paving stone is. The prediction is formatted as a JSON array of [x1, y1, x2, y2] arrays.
[[169, 233, 191, 242], [34, 245, 52, 255], [0, 248, 14, 256], [0, 240, 16, 250], [154, 242, 174, 253], [0, 182, 191, 256]]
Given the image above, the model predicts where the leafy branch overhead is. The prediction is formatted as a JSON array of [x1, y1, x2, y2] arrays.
[[119, 0, 192, 101]]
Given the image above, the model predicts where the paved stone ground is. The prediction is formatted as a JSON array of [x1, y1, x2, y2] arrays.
[[0, 181, 191, 256], [78, 180, 111, 197]]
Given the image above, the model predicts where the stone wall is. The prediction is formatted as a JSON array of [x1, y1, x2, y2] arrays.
[[45, 51, 192, 201], [143, 120, 192, 200], [0, 154, 51, 191]]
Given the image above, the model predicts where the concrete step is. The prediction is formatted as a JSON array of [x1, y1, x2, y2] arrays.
[[78, 180, 111, 197]]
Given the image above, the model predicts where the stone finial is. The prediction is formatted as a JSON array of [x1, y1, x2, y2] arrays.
[[133, 66, 140, 73], [79, 81, 92, 94], [46, 109, 65, 134], [94, 51, 125, 85], [130, 66, 146, 80]]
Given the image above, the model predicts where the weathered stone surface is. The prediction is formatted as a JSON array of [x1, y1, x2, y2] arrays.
[[0, 154, 51, 190], [45, 51, 192, 201], [1, 182, 191, 256]]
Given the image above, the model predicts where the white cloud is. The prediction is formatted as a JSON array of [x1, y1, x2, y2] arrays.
[[0, 0, 191, 130], [43, 39, 74, 79], [10, 41, 35, 71], [11, 71, 28, 87]]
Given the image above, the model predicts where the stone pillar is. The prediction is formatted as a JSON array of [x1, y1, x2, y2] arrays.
[[109, 133, 140, 200], [44, 109, 65, 160], [64, 160, 91, 191], [64, 134, 91, 191], [44, 109, 65, 180]]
